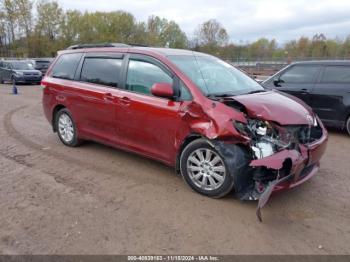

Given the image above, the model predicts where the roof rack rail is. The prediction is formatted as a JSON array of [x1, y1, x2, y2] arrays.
[[66, 43, 130, 50]]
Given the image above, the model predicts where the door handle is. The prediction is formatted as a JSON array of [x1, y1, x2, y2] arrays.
[[300, 88, 309, 94], [117, 96, 131, 106], [103, 93, 114, 102]]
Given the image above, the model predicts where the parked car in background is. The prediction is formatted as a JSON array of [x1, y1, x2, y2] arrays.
[[41, 44, 327, 214], [30, 58, 54, 75], [262, 61, 350, 136], [0, 60, 42, 84]]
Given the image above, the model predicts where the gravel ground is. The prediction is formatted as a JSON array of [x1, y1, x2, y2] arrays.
[[0, 84, 349, 255]]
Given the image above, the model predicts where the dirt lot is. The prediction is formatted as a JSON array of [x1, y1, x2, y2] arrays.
[[0, 84, 349, 255]]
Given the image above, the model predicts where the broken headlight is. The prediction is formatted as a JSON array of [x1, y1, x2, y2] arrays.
[[233, 120, 249, 135], [234, 119, 293, 159]]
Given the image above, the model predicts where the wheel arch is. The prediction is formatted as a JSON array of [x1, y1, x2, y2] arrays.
[[346, 111, 350, 134], [345, 107, 350, 122], [52, 104, 66, 132], [177, 137, 252, 198], [175, 133, 203, 174], [175, 133, 251, 174]]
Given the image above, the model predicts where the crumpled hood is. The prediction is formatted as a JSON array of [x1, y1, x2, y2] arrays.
[[231, 91, 314, 125]]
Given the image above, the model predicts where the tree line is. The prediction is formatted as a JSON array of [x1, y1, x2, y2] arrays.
[[1, 0, 350, 60]]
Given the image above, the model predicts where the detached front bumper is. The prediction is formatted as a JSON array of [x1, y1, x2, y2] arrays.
[[249, 124, 328, 221], [250, 129, 328, 194]]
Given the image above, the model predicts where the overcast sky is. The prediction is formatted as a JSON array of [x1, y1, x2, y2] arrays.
[[57, 0, 350, 44]]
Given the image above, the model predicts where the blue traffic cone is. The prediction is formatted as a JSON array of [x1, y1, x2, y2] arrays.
[[12, 81, 18, 95]]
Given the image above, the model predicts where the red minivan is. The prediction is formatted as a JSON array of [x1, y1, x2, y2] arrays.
[[42, 45, 328, 210]]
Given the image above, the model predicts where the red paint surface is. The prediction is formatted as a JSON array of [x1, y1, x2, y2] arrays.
[[233, 91, 315, 125], [150, 82, 174, 98]]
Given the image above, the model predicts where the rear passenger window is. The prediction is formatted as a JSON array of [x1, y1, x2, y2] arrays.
[[321, 66, 350, 83], [280, 65, 320, 83], [51, 53, 82, 80], [126, 60, 173, 95], [80, 58, 122, 88]]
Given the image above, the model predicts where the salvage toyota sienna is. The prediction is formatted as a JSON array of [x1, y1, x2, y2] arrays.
[[42, 44, 328, 218]]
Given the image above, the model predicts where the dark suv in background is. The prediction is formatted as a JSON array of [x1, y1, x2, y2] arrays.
[[30, 58, 53, 75], [262, 61, 350, 135], [0, 60, 42, 84]]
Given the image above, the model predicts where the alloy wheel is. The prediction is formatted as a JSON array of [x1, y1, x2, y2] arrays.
[[187, 148, 226, 191], [58, 113, 74, 143]]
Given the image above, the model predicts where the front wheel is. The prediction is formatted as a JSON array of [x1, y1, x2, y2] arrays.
[[346, 116, 350, 136], [180, 139, 235, 198], [55, 108, 81, 147]]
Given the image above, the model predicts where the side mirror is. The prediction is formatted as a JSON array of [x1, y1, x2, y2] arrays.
[[151, 82, 174, 99], [273, 77, 281, 86]]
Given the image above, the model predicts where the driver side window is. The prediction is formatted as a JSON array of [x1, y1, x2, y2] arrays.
[[279, 65, 320, 83], [126, 60, 173, 96]]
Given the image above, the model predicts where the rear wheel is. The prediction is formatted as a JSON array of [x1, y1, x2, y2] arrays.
[[180, 139, 235, 198], [55, 108, 81, 147], [346, 116, 350, 136], [0, 76, 3, 84]]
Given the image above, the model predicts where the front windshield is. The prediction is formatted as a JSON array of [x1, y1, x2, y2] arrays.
[[11, 62, 34, 70], [168, 54, 263, 96]]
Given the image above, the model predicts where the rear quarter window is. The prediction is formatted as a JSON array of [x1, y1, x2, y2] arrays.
[[321, 66, 350, 83], [51, 53, 82, 80]]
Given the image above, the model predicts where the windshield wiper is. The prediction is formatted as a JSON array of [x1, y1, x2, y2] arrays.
[[244, 90, 266, 95], [206, 92, 237, 98], [207, 89, 266, 99]]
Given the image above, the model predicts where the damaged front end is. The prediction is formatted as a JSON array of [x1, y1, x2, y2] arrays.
[[180, 90, 327, 221], [233, 117, 327, 221], [210, 94, 328, 221]]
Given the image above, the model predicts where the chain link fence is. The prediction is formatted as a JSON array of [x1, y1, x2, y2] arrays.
[[226, 57, 350, 80]]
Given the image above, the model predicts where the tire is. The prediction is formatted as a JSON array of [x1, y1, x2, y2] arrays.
[[55, 108, 81, 147], [0, 77, 3, 84], [180, 138, 235, 198], [346, 116, 350, 136]]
